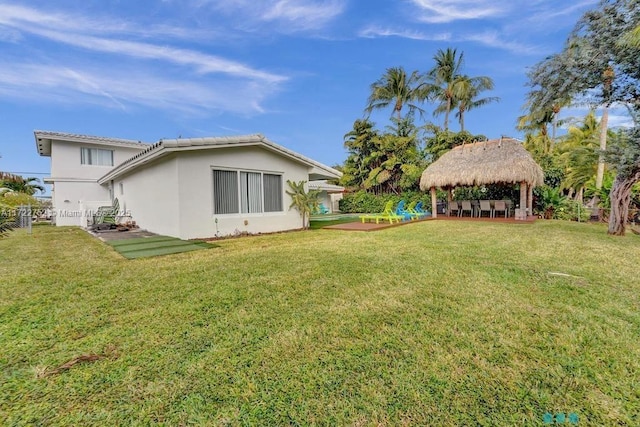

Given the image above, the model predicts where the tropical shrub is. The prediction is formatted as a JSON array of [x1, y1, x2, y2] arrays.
[[339, 191, 395, 213], [556, 199, 591, 222], [286, 181, 320, 229], [534, 186, 566, 219], [1, 192, 42, 209]]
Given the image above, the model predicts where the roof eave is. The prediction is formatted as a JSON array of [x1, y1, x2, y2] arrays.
[[34, 132, 52, 157], [34, 130, 148, 156], [99, 134, 343, 183]]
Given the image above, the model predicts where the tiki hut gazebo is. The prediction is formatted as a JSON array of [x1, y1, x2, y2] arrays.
[[419, 137, 544, 220]]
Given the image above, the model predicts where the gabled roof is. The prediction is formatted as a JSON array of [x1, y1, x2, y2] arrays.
[[98, 134, 342, 184], [34, 130, 148, 156], [419, 137, 544, 189]]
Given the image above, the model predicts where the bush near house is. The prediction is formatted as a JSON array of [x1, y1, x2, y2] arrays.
[[339, 190, 432, 213]]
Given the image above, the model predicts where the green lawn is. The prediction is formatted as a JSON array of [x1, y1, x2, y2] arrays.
[[309, 216, 360, 229], [1, 222, 638, 425]]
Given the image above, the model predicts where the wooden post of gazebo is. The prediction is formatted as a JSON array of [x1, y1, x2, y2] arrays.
[[518, 182, 527, 220], [447, 187, 453, 217], [431, 187, 438, 219], [527, 185, 534, 219]]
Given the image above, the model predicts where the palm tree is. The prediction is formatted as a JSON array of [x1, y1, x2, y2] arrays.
[[0, 186, 14, 238], [556, 111, 600, 201], [424, 48, 465, 131], [595, 65, 614, 190], [365, 67, 424, 120], [619, 24, 640, 48], [517, 103, 555, 154], [453, 74, 499, 132], [285, 180, 320, 229], [0, 214, 13, 237], [0, 173, 44, 195]]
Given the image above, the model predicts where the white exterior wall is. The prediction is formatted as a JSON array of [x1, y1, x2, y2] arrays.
[[50, 140, 144, 180], [49, 140, 145, 226], [175, 147, 308, 239], [116, 156, 180, 238], [51, 181, 111, 226], [117, 146, 309, 239]]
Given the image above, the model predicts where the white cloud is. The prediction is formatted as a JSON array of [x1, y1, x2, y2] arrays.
[[0, 3, 289, 115], [0, 61, 278, 115], [358, 25, 451, 41], [463, 31, 542, 55], [528, 0, 598, 21], [0, 3, 217, 42], [28, 28, 286, 84], [262, 0, 345, 29], [409, 0, 510, 23], [559, 105, 636, 130], [357, 25, 539, 55], [0, 4, 285, 84], [199, 0, 345, 32]]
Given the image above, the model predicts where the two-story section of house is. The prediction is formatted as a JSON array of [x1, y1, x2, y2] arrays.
[[35, 131, 148, 226], [35, 130, 342, 238]]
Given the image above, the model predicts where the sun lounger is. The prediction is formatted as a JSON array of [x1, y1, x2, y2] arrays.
[[406, 201, 428, 219], [359, 200, 403, 224]]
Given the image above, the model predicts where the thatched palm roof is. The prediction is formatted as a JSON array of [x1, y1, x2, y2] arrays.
[[420, 138, 544, 190]]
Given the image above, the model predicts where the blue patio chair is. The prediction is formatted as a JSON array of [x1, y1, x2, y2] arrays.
[[407, 201, 428, 219], [395, 200, 419, 221], [413, 201, 431, 218]]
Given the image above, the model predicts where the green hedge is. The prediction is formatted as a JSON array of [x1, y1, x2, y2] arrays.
[[339, 190, 433, 213]]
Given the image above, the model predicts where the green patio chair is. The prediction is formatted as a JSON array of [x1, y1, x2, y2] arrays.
[[92, 198, 119, 230], [359, 200, 403, 224], [407, 201, 428, 219]]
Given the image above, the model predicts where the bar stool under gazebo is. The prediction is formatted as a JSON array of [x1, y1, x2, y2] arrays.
[[419, 137, 544, 220]]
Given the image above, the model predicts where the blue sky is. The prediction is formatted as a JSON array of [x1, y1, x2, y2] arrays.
[[0, 0, 608, 185]]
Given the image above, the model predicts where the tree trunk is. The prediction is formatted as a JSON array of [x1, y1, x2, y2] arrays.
[[607, 170, 640, 235], [444, 98, 450, 131], [596, 105, 609, 189], [576, 187, 584, 204], [460, 110, 465, 132]]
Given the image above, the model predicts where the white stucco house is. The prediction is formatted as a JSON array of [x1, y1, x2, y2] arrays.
[[35, 131, 341, 239]]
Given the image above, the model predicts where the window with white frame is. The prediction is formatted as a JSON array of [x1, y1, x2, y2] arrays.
[[213, 169, 283, 215], [81, 147, 114, 166]]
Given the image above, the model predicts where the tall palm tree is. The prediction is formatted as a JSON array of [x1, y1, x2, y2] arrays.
[[595, 65, 614, 190], [424, 48, 465, 131], [517, 102, 555, 154], [453, 74, 499, 132], [556, 111, 601, 200], [365, 67, 424, 120]]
